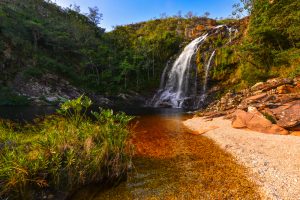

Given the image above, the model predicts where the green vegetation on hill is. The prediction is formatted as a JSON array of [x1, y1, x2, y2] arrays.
[[0, 96, 133, 199], [0, 0, 299, 99], [236, 0, 300, 85], [0, 0, 104, 91], [0, 0, 216, 95], [205, 0, 300, 92]]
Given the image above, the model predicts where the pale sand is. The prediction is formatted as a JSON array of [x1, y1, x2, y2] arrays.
[[183, 117, 300, 200]]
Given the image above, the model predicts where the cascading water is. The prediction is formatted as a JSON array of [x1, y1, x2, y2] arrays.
[[150, 25, 236, 109], [150, 34, 208, 108], [197, 50, 216, 106]]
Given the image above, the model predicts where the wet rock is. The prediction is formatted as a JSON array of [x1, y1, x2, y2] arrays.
[[88, 94, 112, 106], [157, 102, 173, 108], [45, 96, 59, 102]]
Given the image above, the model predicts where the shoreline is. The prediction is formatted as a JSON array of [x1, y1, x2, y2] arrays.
[[183, 117, 300, 199]]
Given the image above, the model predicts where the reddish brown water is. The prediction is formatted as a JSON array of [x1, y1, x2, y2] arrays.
[[72, 112, 261, 199]]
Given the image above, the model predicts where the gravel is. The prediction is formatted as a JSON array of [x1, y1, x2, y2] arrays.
[[184, 117, 300, 200]]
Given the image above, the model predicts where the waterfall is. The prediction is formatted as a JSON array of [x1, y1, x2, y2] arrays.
[[150, 33, 208, 108], [150, 25, 235, 109], [197, 50, 216, 106]]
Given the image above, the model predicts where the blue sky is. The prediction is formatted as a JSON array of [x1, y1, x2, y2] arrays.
[[54, 0, 239, 31]]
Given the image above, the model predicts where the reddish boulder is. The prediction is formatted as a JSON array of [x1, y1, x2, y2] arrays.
[[232, 109, 248, 128], [270, 100, 300, 129], [232, 109, 288, 135], [269, 124, 289, 135]]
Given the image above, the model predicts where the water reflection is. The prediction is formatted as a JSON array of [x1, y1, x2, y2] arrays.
[[71, 113, 259, 199], [0, 105, 188, 122], [0, 106, 57, 122]]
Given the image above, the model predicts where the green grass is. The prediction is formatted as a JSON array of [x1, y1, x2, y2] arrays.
[[0, 96, 134, 199]]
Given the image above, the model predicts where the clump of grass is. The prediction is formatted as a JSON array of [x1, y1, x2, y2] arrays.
[[0, 95, 134, 199], [262, 112, 277, 124]]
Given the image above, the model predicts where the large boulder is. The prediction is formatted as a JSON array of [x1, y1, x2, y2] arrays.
[[232, 109, 288, 135], [270, 100, 300, 129]]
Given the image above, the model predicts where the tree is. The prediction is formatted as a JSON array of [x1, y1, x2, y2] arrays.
[[185, 11, 195, 19], [176, 10, 182, 18], [120, 58, 134, 89], [72, 4, 81, 13], [159, 12, 167, 19], [87, 6, 103, 26], [203, 12, 210, 18], [232, 0, 253, 19]]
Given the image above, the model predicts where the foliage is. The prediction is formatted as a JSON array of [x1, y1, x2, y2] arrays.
[[0, 96, 134, 199], [0, 0, 104, 91], [228, 0, 300, 87], [0, 0, 215, 95], [0, 87, 29, 105]]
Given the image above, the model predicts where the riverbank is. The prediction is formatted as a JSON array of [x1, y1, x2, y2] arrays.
[[184, 117, 300, 199]]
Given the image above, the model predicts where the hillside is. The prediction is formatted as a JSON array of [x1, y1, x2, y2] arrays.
[[0, 0, 299, 106], [0, 0, 220, 105]]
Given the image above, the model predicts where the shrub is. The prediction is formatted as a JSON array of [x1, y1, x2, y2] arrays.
[[0, 96, 134, 199], [0, 87, 29, 105], [23, 67, 44, 79], [262, 112, 277, 124]]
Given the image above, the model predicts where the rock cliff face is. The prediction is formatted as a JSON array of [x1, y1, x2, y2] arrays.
[[184, 19, 217, 39], [13, 74, 82, 105], [198, 76, 300, 135], [10, 73, 115, 106]]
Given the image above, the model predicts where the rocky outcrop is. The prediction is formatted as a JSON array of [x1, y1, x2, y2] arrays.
[[200, 76, 300, 135], [12, 74, 113, 106], [270, 100, 300, 129], [13, 74, 82, 105], [232, 109, 288, 135]]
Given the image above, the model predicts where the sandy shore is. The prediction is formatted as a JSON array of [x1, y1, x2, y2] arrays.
[[184, 117, 300, 200]]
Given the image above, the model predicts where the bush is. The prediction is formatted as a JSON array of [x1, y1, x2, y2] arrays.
[[23, 67, 44, 78], [0, 87, 29, 105], [0, 96, 134, 199]]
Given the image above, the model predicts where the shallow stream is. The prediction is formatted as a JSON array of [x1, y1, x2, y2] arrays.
[[0, 106, 260, 199]]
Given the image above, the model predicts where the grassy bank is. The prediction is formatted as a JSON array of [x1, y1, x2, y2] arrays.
[[0, 96, 134, 199]]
